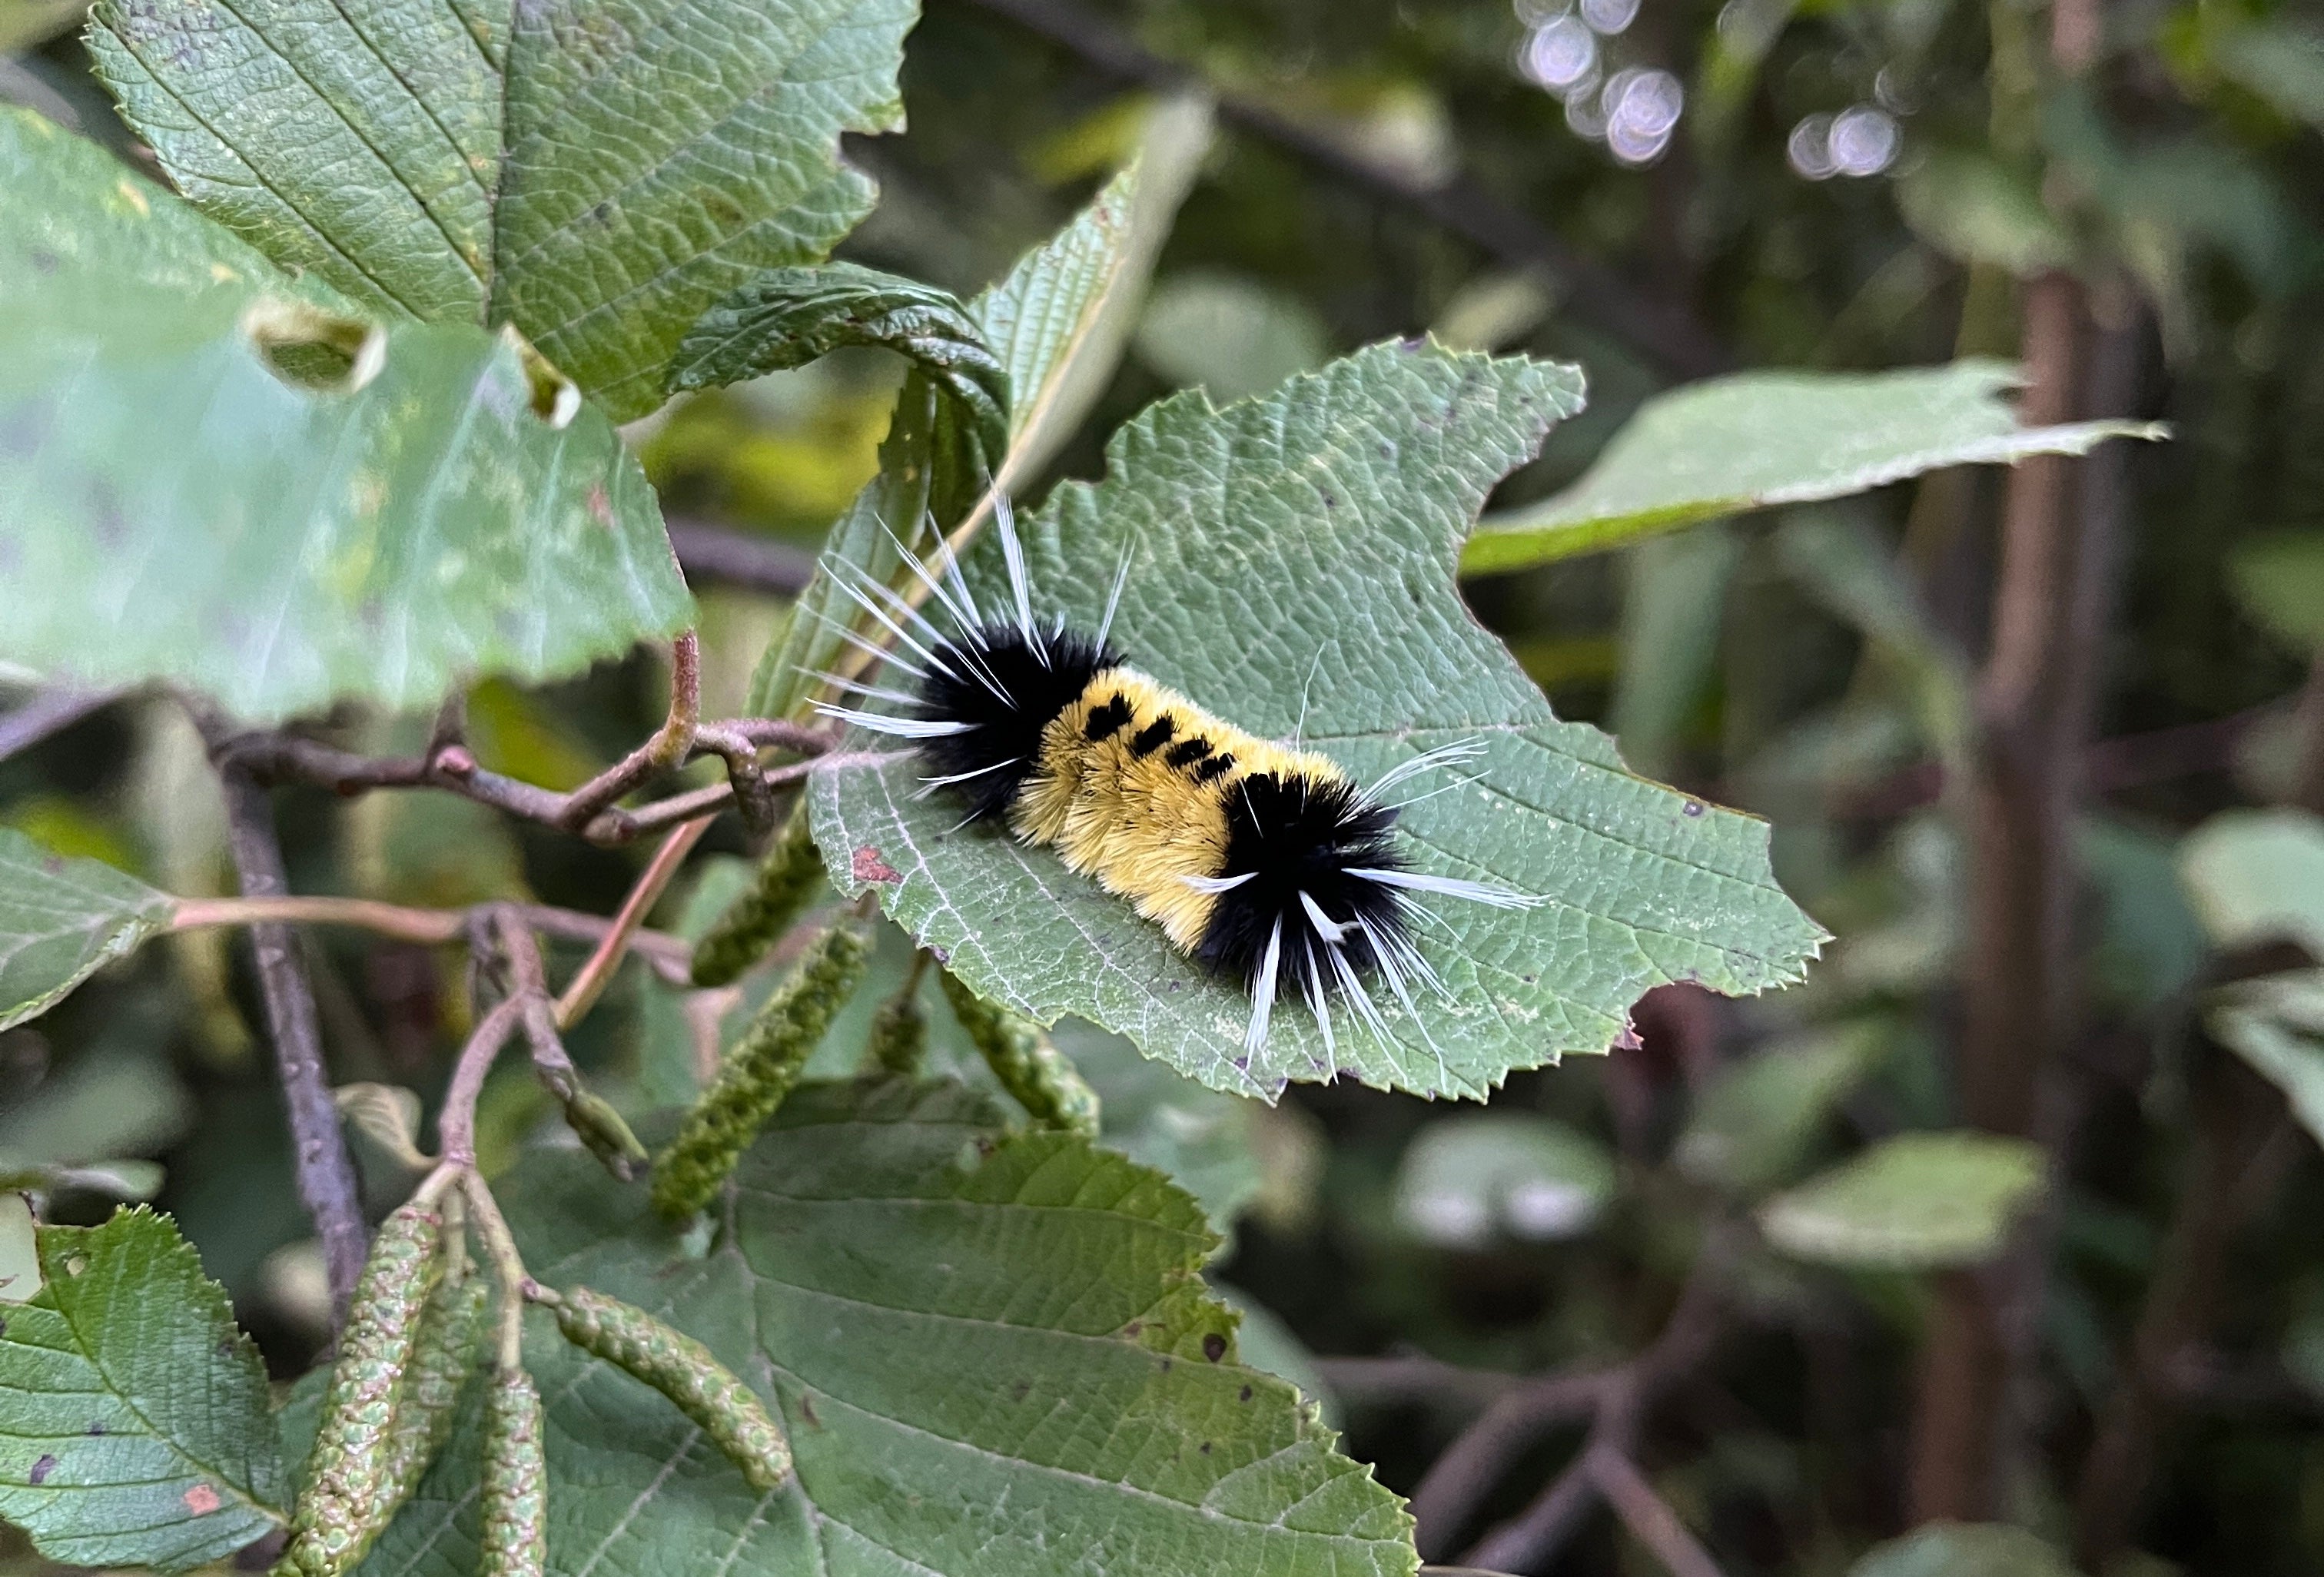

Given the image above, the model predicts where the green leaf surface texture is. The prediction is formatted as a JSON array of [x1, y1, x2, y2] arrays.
[[355, 1079, 1416, 1577], [88, 0, 915, 418], [0, 1207, 284, 1572], [0, 827, 174, 1032], [673, 262, 1010, 468], [0, 108, 692, 723], [1464, 359, 2168, 572], [810, 341, 1825, 1099]]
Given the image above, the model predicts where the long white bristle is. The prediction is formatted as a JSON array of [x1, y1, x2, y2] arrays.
[[1346, 868, 1547, 910], [824, 572, 958, 682], [1297, 890, 1348, 945], [1301, 938, 1336, 1061], [922, 512, 988, 631], [878, 518, 975, 633], [813, 704, 974, 739], [1179, 871, 1257, 895], [1094, 543, 1134, 652], [991, 492, 1043, 661], [1245, 918, 1283, 1055], [808, 611, 928, 682], [808, 669, 922, 708], [1366, 740, 1489, 800]]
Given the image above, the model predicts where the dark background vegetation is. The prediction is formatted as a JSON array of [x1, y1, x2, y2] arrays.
[[6, 0, 2324, 1571]]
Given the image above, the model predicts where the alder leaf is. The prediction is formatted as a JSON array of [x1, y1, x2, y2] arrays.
[[355, 1079, 1417, 1577], [88, 0, 916, 419], [0, 827, 173, 1033], [810, 340, 1825, 1099], [1464, 360, 2167, 573], [0, 1207, 285, 1572], [0, 108, 692, 724]]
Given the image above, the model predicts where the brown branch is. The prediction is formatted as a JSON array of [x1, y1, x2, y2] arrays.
[[1458, 1243, 1728, 1572], [208, 752, 370, 1328], [948, 0, 1730, 379], [1592, 1448, 1727, 1577], [555, 817, 714, 1030], [436, 996, 527, 1169], [666, 516, 819, 596], [1409, 1366, 1617, 1555], [1911, 294, 2146, 1522], [168, 894, 693, 984], [207, 704, 838, 845]]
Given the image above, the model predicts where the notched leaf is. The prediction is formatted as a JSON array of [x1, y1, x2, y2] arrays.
[[812, 340, 1826, 1100], [359, 1080, 1417, 1577]]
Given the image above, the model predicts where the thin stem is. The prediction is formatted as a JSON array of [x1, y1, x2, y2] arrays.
[[437, 997, 526, 1168], [0, 686, 119, 764], [167, 894, 695, 983], [460, 1171, 530, 1370], [556, 817, 714, 1031], [210, 755, 370, 1328], [556, 632, 704, 833], [1592, 1448, 1726, 1577]]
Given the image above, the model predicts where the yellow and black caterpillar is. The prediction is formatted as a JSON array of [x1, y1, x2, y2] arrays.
[[819, 503, 1539, 1054]]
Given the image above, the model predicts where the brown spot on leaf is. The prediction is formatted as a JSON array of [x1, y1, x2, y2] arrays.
[[851, 846, 901, 885], [797, 1393, 820, 1428], [183, 1482, 221, 1515], [28, 1454, 55, 1486], [586, 483, 614, 530], [1121, 1320, 1143, 1339], [1201, 1333, 1226, 1363], [1238, 1385, 1253, 1402]]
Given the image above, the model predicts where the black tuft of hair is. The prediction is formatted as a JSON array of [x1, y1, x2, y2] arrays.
[[915, 621, 1120, 825], [1195, 772, 1412, 1001]]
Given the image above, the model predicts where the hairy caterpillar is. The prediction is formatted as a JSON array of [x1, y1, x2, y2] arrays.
[[814, 500, 1542, 1057]]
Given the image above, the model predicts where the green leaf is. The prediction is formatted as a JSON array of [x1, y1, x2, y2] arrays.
[[0, 108, 693, 723], [2226, 531, 2324, 656], [1067, 1019, 1264, 1230], [492, 0, 914, 419], [86, 0, 502, 324], [1463, 360, 2167, 573], [2213, 22, 2324, 128], [2209, 971, 2324, 1150], [2180, 808, 2324, 955], [812, 341, 1824, 1098], [358, 1079, 1418, 1577], [1896, 151, 2076, 279], [0, 827, 172, 1033], [1674, 1022, 1887, 1196], [974, 95, 1214, 484], [1758, 1131, 2045, 1271], [673, 264, 1009, 468], [89, 0, 916, 420], [1848, 1522, 2078, 1577], [0, 1207, 285, 1572], [1393, 1113, 1615, 1247], [745, 111, 1208, 722]]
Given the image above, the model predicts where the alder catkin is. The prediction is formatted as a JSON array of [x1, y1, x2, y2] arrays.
[[478, 1366, 547, 1577], [277, 1204, 445, 1577], [689, 807, 824, 987], [652, 918, 872, 1219], [940, 971, 1101, 1137], [370, 1267, 487, 1522], [863, 986, 928, 1076], [552, 1286, 792, 1491]]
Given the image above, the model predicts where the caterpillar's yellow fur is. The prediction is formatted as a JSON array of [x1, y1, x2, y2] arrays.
[[1011, 669, 1350, 951]]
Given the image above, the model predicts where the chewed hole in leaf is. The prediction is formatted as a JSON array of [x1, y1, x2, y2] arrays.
[[503, 325, 582, 429], [241, 298, 384, 394]]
